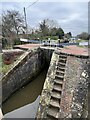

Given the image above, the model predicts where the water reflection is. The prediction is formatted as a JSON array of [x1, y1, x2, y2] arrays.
[[4, 96, 40, 118], [2, 68, 48, 114]]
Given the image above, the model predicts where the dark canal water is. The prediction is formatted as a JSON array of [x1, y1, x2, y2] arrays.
[[2, 68, 48, 114]]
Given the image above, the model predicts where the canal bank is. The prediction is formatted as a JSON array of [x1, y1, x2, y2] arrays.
[[36, 46, 89, 119], [2, 48, 45, 103], [2, 47, 54, 116], [2, 45, 88, 118]]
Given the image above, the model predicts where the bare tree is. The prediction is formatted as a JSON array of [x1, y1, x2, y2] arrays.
[[2, 10, 26, 37], [39, 19, 59, 36], [39, 19, 64, 40], [45, 19, 59, 30], [2, 10, 26, 47], [39, 19, 49, 36]]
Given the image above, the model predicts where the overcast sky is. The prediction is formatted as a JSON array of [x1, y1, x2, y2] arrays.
[[1, 0, 89, 36]]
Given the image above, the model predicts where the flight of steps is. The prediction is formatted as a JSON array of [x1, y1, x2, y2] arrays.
[[47, 52, 67, 119]]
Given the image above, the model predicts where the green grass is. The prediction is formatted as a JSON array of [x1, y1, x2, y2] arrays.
[[75, 39, 88, 43], [77, 45, 86, 48], [0, 53, 12, 74], [0, 53, 21, 75], [2, 64, 12, 74], [76, 39, 88, 48]]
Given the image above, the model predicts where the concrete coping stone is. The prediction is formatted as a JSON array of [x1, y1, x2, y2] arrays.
[[55, 50, 89, 59]]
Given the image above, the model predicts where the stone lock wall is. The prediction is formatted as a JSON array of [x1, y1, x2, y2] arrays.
[[2, 48, 46, 103], [36, 50, 89, 119], [40, 47, 54, 65], [36, 51, 59, 118]]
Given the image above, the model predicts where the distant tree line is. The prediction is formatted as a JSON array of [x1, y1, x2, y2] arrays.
[[77, 32, 90, 40], [39, 19, 64, 38], [2, 10, 67, 48], [2, 10, 89, 49]]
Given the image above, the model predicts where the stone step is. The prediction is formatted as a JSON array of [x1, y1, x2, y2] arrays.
[[52, 88, 62, 94], [59, 57, 67, 60], [49, 98, 60, 108], [54, 79, 63, 85], [56, 63, 66, 68], [47, 107, 59, 119], [55, 75, 64, 80], [58, 58, 67, 63], [56, 70, 65, 73], [49, 103, 59, 110], [56, 66, 65, 72], [59, 54, 67, 57], [55, 52, 67, 57], [53, 84, 62, 92], [51, 91, 61, 99], [54, 83, 62, 89], [53, 87, 62, 92], [58, 62, 66, 66], [59, 56, 67, 59], [56, 70, 64, 76]]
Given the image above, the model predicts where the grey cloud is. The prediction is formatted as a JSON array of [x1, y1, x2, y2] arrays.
[[1, 2, 88, 35]]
